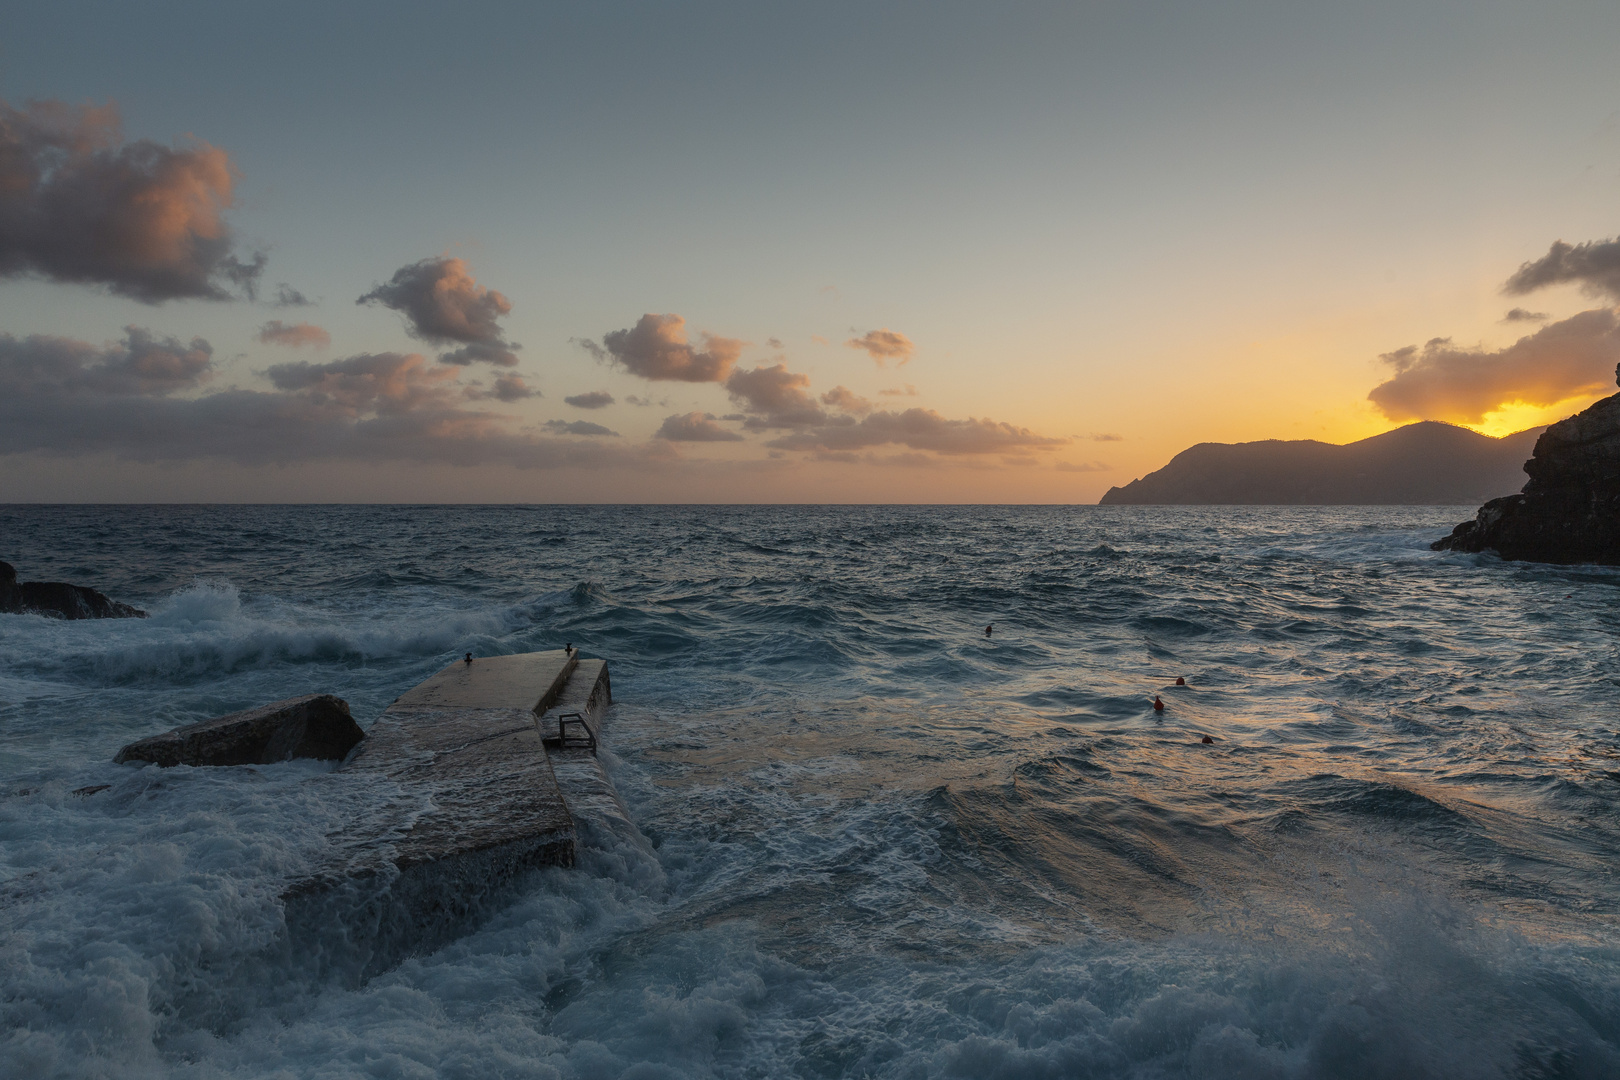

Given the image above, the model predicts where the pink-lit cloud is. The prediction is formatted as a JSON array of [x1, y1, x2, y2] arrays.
[[256, 320, 330, 349], [584, 314, 743, 383], [820, 385, 873, 415], [358, 256, 520, 366], [725, 363, 826, 429], [266, 352, 460, 414], [0, 98, 262, 303], [846, 328, 914, 365]]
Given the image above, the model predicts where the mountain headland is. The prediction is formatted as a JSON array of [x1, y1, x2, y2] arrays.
[[1099, 421, 1541, 505]]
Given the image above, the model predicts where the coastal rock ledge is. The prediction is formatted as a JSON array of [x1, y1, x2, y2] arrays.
[[115, 694, 364, 767], [1434, 367, 1620, 564], [1, 560, 145, 619]]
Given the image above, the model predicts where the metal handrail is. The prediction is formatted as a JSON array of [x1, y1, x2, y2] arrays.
[[554, 711, 597, 754]]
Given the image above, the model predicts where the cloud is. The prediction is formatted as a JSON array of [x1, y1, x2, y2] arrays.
[[1502, 308, 1547, 323], [256, 320, 330, 349], [767, 408, 1068, 456], [0, 327, 664, 471], [543, 419, 617, 436], [274, 284, 312, 308], [1055, 460, 1111, 472], [357, 256, 519, 366], [464, 373, 538, 402], [0, 327, 213, 397], [588, 313, 742, 382], [0, 98, 262, 303], [656, 412, 744, 442], [820, 385, 873, 415], [1367, 308, 1620, 423], [846, 328, 914, 365], [265, 352, 460, 414], [623, 394, 663, 407], [878, 384, 918, 397], [1090, 433, 1123, 442], [725, 363, 826, 429], [565, 390, 614, 409], [1505, 237, 1620, 303]]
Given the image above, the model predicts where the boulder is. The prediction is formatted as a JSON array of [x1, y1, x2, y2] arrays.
[[0, 561, 146, 619], [1434, 366, 1620, 564], [115, 694, 364, 767]]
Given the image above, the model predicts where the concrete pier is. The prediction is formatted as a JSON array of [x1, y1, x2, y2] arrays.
[[285, 649, 620, 979]]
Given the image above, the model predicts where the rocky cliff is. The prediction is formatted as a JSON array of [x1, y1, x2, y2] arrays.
[[0, 561, 146, 619], [1433, 372, 1620, 564]]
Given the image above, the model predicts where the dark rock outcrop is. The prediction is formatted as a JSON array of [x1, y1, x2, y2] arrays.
[[115, 695, 364, 767], [1434, 372, 1620, 564], [1100, 421, 1542, 505], [0, 561, 146, 619]]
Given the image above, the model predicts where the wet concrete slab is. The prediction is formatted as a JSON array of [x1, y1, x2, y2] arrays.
[[284, 650, 586, 978], [394, 649, 578, 711]]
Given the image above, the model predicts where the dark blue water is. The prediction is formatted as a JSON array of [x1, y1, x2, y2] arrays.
[[3, 505, 1618, 1078]]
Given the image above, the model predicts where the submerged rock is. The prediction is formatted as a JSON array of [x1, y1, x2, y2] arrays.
[[0, 560, 146, 619], [1433, 367, 1620, 564], [115, 694, 364, 767]]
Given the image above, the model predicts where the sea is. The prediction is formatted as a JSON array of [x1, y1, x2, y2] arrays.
[[2, 504, 1617, 1079]]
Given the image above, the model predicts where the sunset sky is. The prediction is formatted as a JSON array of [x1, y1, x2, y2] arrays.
[[3, 0, 1619, 502]]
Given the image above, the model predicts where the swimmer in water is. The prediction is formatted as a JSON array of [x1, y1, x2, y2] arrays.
[[984, 624, 993, 636]]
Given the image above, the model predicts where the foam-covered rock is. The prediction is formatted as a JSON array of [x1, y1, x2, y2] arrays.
[[1434, 367, 1620, 564], [0, 560, 146, 619], [115, 694, 363, 767]]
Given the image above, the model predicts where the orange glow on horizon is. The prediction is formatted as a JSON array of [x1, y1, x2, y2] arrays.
[[1458, 393, 1608, 438]]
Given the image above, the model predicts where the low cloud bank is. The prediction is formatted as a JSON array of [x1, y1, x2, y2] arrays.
[[768, 408, 1067, 456], [0, 328, 649, 469], [0, 98, 262, 303]]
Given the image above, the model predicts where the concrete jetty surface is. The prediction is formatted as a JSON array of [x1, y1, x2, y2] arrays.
[[286, 649, 617, 979]]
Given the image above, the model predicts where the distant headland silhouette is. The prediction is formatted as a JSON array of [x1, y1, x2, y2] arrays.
[[1099, 421, 1542, 505]]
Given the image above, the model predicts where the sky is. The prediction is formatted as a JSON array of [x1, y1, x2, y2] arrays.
[[2, 0, 1619, 503]]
